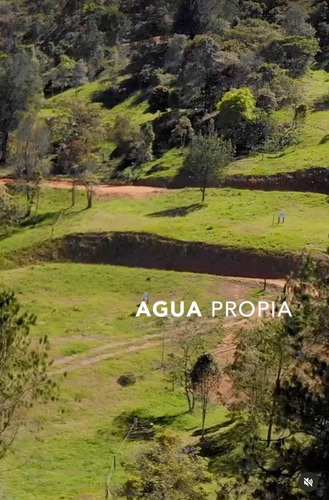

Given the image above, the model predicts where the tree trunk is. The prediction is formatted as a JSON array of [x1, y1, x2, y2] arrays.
[[201, 171, 207, 203], [185, 382, 195, 413], [85, 186, 93, 209], [184, 370, 195, 413], [266, 361, 282, 447], [201, 394, 207, 438], [34, 186, 40, 216], [71, 181, 76, 207], [201, 185, 206, 203], [0, 132, 9, 164]]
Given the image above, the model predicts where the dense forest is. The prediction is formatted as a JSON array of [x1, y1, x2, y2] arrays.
[[0, 1, 329, 499], [0, 0, 327, 187]]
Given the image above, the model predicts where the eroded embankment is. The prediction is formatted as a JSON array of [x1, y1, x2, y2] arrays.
[[138, 167, 329, 194], [34, 232, 328, 279]]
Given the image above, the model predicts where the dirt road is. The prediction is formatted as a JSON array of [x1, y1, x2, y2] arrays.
[[0, 177, 168, 199]]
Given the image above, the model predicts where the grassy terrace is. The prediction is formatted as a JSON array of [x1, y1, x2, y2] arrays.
[[0, 263, 239, 348], [1, 187, 328, 266]]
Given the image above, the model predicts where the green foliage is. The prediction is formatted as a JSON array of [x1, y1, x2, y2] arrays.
[[14, 111, 50, 216], [148, 86, 170, 113], [84, 4, 130, 46], [111, 114, 141, 154], [170, 115, 194, 147], [54, 98, 104, 206], [180, 35, 239, 110], [265, 36, 319, 78], [191, 353, 219, 437], [122, 434, 211, 499], [167, 321, 217, 413], [279, 3, 315, 38], [49, 55, 88, 92], [183, 129, 234, 201], [164, 33, 188, 74], [227, 18, 280, 51], [216, 87, 256, 126], [0, 290, 55, 461], [0, 49, 41, 162], [110, 115, 155, 168], [218, 262, 329, 499], [0, 186, 22, 231]]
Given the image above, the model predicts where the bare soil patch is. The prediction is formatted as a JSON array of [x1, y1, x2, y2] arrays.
[[0, 177, 167, 199]]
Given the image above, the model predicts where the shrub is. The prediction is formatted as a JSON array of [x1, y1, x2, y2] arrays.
[[149, 86, 170, 112], [117, 373, 137, 387]]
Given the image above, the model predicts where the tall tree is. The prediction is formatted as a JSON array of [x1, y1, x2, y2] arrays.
[[55, 99, 104, 207], [0, 291, 56, 461], [229, 320, 294, 448], [167, 322, 213, 413], [191, 353, 219, 438], [179, 36, 239, 111], [280, 3, 315, 38], [218, 260, 329, 499], [264, 36, 319, 78], [183, 125, 234, 202], [14, 112, 50, 217], [0, 50, 41, 164], [175, 0, 237, 37]]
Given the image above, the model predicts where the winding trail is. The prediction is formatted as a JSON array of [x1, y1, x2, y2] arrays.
[[51, 288, 284, 377]]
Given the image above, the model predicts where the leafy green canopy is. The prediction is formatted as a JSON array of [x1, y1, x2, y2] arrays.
[[0, 291, 56, 461], [216, 87, 256, 126]]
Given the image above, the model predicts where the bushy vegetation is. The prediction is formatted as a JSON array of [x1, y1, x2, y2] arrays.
[[0, 0, 326, 182]]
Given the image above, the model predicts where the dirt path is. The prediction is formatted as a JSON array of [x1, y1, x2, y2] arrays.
[[51, 333, 163, 375], [0, 177, 168, 199], [51, 301, 280, 376]]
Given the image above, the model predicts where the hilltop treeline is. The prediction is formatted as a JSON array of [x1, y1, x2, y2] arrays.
[[0, 0, 326, 180]]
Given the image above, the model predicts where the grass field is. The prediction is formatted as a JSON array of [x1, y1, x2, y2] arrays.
[[0, 262, 272, 500], [1, 187, 328, 267], [0, 263, 243, 351], [1, 344, 226, 500]]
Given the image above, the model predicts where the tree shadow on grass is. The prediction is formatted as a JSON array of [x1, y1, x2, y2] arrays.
[[110, 409, 186, 441], [144, 163, 170, 176], [312, 95, 329, 112], [20, 211, 63, 227], [0, 210, 65, 242], [147, 203, 203, 218], [191, 419, 234, 437], [319, 134, 329, 145], [92, 77, 139, 109]]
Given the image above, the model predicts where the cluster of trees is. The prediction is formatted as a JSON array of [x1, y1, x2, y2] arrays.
[[116, 259, 329, 499], [217, 259, 329, 499], [0, 0, 322, 188], [110, 115, 155, 177]]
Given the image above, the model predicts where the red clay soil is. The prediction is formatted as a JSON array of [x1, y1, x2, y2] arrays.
[[0, 177, 167, 199], [138, 167, 329, 194], [47, 231, 311, 279]]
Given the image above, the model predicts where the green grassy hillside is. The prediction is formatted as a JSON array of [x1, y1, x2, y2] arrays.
[[1, 187, 328, 268], [229, 70, 329, 175], [1, 262, 266, 500]]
